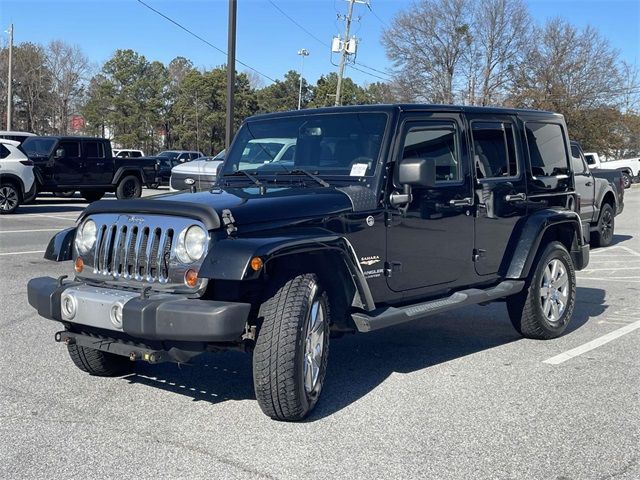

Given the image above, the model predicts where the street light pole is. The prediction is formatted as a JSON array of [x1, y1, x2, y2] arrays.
[[6, 24, 13, 130], [297, 48, 309, 110]]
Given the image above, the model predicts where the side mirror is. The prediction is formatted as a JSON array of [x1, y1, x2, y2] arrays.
[[54, 148, 65, 159], [398, 158, 436, 188], [215, 163, 223, 177]]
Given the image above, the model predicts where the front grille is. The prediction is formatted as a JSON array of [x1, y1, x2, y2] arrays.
[[93, 222, 174, 283]]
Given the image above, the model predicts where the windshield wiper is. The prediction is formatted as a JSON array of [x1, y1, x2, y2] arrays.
[[222, 170, 263, 188], [285, 169, 330, 187]]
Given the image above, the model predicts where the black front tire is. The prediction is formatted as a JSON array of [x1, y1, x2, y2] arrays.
[[253, 273, 330, 421], [80, 190, 105, 203], [621, 172, 632, 189], [116, 175, 142, 199], [591, 203, 615, 248], [507, 241, 576, 340], [67, 344, 133, 376]]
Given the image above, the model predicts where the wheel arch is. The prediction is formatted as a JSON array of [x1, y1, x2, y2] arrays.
[[505, 209, 586, 279], [112, 167, 143, 185], [0, 173, 26, 200], [199, 233, 375, 312]]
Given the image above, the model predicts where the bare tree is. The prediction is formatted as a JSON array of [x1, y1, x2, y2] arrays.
[[472, 0, 530, 105], [46, 40, 90, 134], [383, 0, 473, 103]]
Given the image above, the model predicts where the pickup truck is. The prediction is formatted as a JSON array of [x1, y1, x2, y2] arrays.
[[28, 105, 589, 421], [583, 151, 640, 189], [21, 136, 159, 202], [570, 142, 624, 247]]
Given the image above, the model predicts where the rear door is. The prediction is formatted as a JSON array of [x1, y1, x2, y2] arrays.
[[570, 144, 595, 222], [468, 114, 528, 276], [82, 140, 113, 185]]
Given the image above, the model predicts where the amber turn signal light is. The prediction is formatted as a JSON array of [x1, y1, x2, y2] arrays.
[[74, 257, 84, 273], [184, 268, 198, 288], [250, 257, 263, 272]]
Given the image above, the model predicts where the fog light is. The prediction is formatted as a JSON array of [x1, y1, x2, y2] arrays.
[[250, 256, 263, 272], [110, 303, 124, 328], [61, 294, 77, 319], [185, 268, 198, 288], [75, 257, 84, 273]]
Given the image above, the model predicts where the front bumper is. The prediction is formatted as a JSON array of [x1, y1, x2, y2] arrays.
[[27, 276, 251, 342], [572, 244, 590, 271]]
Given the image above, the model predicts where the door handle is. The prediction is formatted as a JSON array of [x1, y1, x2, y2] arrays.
[[505, 193, 527, 202], [449, 197, 473, 207], [585, 181, 593, 186]]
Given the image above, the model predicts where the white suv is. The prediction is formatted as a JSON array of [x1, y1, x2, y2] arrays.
[[0, 139, 36, 214]]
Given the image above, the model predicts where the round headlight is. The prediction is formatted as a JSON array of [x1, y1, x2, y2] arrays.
[[76, 219, 97, 254], [176, 225, 207, 263]]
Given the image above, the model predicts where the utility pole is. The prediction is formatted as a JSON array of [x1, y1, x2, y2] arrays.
[[225, 0, 237, 150], [297, 48, 309, 110], [334, 0, 363, 106], [6, 24, 13, 130]]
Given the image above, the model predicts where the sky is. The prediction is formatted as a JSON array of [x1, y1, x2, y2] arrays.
[[1, 0, 639, 87]]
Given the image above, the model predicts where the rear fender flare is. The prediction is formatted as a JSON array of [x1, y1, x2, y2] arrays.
[[199, 233, 375, 311], [505, 209, 585, 279], [112, 167, 144, 185]]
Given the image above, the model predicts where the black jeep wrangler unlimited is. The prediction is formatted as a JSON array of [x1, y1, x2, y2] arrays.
[[21, 136, 159, 201], [28, 105, 589, 421]]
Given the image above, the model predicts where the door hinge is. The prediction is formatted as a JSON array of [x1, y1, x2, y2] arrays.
[[473, 249, 486, 262], [384, 261, 402, 277], [384, 211, 392, 227]]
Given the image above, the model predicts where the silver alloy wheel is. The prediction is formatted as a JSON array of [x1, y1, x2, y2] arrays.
[[539, 258, 569, 322], [0, 186, 18, 212], [303, 285, 326, 394]]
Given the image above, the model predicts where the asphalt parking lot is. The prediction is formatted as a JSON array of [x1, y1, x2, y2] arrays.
[[1, 187, 639, 479]]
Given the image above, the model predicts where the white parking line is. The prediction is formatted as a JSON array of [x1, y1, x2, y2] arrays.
[[576, 277, 640, 283], [543, 319, 640, 365], [0, 250, 46, 256], [0, 229, 61, 234], [1, 214, 77, 221], [581, 266, 640, 272]]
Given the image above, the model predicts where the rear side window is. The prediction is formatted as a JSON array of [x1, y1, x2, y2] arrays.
[[130, 151, 142, 158], [471, 121, 518, 179], [59, 141, 80, 158], [84, 141, 104, 158], [0, 144, 10, 159], [525, 122, 569, 177]]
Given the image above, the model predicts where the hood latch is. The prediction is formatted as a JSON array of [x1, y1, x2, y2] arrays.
[[221, 209, 237, 236]]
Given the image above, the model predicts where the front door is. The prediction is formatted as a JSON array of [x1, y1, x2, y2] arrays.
[[570, 144, 595, 223], [386, 114, 475, 292], [469, 114, 528, 276], [54, 140, 83, 186]]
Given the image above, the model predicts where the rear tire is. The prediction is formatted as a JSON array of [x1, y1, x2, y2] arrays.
[[591, 203, 615, 248], [67, 344, 133, 376], [507, 241, 576, 340], [621, 172, 631, 189], [253, 273, 330, 421], [116, 175, 142, 199], [54, 191, 75, 198], [80, 190, 105, 203], [0, 183, 21, 214]]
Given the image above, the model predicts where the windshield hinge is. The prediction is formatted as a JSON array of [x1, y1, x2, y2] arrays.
[[221, 209, 237, 236]]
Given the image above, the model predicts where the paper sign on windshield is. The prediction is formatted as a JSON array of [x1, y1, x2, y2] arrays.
[[350, 163, 368, 177]]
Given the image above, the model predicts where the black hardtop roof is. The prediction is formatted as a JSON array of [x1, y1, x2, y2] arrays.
[[248, 103, 562, 122], [27, 135, 108, 142]]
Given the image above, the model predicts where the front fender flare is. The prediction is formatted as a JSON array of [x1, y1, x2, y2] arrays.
[[44, 227, 76, 261], [199, 233, 376, 311]]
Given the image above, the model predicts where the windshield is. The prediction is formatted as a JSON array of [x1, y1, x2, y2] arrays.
[[222, 112, 388, 179], [22, 137, 57, 157], [158, 151, 179, 159]]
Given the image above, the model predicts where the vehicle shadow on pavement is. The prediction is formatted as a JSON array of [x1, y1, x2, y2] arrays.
[[119, 287, 606, 419], [607, 234, 633, 247], [18, 204, 86, 213]]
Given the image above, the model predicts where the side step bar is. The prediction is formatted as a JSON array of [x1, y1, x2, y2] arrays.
[[352, 280, 525, 333]]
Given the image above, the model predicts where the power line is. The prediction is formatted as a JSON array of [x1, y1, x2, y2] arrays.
[[348, 63, 388, 81], [353, 61, 392, 78], [365, 1, 389, 29], [267, 0, 327, 48], [136, 0, 277, 83]]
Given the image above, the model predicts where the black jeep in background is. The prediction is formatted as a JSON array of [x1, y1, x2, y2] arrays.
[[28, 105, 589, 421], [21, 136, 159, 202]]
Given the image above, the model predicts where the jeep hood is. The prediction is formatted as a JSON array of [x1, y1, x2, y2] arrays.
[[81, 185, 373, 231]]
